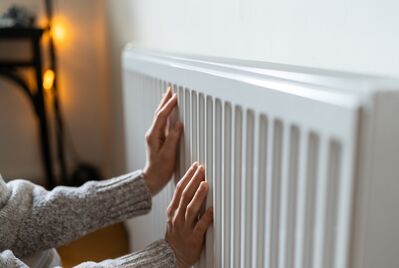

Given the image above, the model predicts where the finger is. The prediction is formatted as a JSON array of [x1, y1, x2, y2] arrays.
[[162, 121, 183, 155], [167, 162, 198, 215], [155, 87, 172, 114], [178, 165, 205, 212], [146, 95, 177, 150], [194, 207, 213, 238], [152, 94, 178, 138], [185, 181, 209, 224]]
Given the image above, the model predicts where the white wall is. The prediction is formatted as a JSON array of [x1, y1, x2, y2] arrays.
[[126, 0, 399, 78], [103, 0, 136, 175]]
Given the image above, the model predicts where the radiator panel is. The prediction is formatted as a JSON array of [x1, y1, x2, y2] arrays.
[[121, 49, 399, 268], [124, 81, 354, 268]]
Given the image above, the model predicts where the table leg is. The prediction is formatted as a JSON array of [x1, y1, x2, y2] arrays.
[[33, 37, 55, 189]]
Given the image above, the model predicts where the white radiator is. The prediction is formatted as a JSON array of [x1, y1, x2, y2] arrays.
[[122, 47, 399, 268]]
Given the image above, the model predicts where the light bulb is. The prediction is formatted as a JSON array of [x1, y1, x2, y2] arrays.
[[43, 69, 55, 92]]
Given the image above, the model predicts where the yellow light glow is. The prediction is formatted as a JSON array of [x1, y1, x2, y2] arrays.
[[43, 69, 55, 92], [52, 22, 66, 43]]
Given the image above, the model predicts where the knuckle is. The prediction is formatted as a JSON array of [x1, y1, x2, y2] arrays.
[[156, 109, 166, 119], [207, 211, 212, 219], [166, 217, 174, 228], [175, 182, 183, 193], [186, 205, 196, 217], [204, 211, 212, 222], [181, 189, 190, 200], [145, 132, 152, 143], [166, 206, 174, 217], [171, 215, 182, 227]]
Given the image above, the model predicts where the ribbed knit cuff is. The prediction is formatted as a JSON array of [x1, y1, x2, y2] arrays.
[[92, 170, 152, 224], [75, 239, 177, 268], [115, 239, 177, 267]]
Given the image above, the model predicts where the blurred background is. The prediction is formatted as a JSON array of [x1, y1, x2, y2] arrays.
[[0, 0, 398, 266]]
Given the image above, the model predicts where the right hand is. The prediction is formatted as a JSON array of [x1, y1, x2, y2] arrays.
[[143, 87, 182, 196], [165, 163, 214, 268]]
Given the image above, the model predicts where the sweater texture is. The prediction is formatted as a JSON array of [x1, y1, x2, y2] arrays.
[[0, 171, 176, 267]]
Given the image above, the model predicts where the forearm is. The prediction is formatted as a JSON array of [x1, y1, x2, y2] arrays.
[[0, 170, 152, 257]]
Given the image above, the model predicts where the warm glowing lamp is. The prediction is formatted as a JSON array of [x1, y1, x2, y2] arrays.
[[43, 69, 55, 92], [51, 22, 66, 43]]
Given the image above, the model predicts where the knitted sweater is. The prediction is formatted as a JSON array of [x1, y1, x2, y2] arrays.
[[0, 171, 177, 267]]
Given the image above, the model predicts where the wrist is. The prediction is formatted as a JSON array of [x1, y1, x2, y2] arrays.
[[142, 168, 156, 196], [164, 238, 190, 268]]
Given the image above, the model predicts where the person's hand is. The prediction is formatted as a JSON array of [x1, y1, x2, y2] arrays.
[[165, 163, 214, 268], [143, 87, 183, 196]]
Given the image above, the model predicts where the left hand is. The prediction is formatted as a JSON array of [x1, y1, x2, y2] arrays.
[[165, 163, 213, 268], [143, 87, 183, 196]]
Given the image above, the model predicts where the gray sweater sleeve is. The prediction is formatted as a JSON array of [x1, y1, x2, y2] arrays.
[[0, 171, 177, 267], [1, 240, 176, 268]]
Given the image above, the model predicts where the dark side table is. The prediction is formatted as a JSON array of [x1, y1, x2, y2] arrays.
[[0, 27, 55, 188]]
